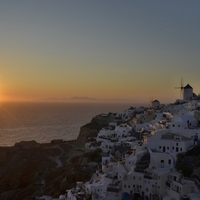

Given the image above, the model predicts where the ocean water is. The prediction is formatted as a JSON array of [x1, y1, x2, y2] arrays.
[[0, 102, 135, 146]]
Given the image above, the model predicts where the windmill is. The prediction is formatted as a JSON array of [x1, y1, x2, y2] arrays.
[[175, 77, 184, 98]]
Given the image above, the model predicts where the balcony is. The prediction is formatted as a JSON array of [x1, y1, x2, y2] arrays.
[[144, 174, 152, 180], [107, 187, 119, 193]]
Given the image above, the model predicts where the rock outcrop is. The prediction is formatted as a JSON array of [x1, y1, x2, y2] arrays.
[[0, 139, 95, 200], [75, 114, 119, 146], [0, 114, 112, 200]]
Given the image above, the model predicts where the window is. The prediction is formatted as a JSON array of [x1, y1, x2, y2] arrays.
[[176, 143, 178, 146], [180, 148, 182, 151], [167, 147, 169, 149], [168, 159, 171, 164], [178, 125, 180, 127], [133, 185, 135, 188], [173, 124, 175, 127], [159, 146, 161, 149], [161, 160, 164, 163], [133, 176, 135, 179], [124, 185, 126, 188]]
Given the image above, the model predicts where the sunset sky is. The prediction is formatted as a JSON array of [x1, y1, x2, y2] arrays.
[[1, 1, 200, 103]]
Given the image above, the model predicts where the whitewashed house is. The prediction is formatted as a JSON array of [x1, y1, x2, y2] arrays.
[[155, 133, 193, 154], [85, 172, 112, 199], [170, 114, 198, 133]]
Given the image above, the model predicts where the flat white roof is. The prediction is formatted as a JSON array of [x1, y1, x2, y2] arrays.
[[152, 168, 170, 175], [128, 171, 144, 176]]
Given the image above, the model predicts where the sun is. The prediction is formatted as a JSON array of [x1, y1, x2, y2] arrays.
[[0, 86, 6, 102]]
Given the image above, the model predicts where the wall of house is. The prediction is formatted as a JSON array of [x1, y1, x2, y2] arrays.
[[183, 88, 193, 100], [125, 155, 137, 172], [89, 184, 108, 198], [146, 129, 169, 150], [167, 187, 180, 200], [157, 138, 193, 153], [115, 163, 127, 181], [160, 173, 170, 195], [122, 173, 144, 195], [170, 115, 198, 134], [149, 152, 174, 169], [170, 122, 187, 133], [144, 178, 160, 198]]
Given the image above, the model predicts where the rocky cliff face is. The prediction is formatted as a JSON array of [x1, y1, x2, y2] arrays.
[[0, 139, 95, 200], [75, 114, 118, 146], [0, 141, 69, 200], [0, 114, 115, 200]]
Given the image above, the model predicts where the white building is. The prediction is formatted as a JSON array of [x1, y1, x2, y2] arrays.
[[65, 100, 200, 200], [183, 84, 193, 101], [170, 113, 198, 134]]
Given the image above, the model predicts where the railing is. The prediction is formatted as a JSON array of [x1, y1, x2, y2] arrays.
[[107, 187, 119, 193], [144, 174, 152, 180]]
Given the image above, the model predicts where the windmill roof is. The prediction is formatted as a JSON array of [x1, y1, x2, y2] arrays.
[[184, 84, 193, 89], [153, 100, 159, 102]]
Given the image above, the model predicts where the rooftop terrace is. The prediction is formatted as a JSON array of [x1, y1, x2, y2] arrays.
[[161, 133, 191, 141]]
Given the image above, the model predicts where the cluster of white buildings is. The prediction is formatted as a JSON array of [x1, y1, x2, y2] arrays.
[[41, 84, 200, 200], [63, 98, 200, 200]]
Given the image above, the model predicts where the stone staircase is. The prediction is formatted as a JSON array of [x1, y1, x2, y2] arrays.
[[135, 153, 150, 173]]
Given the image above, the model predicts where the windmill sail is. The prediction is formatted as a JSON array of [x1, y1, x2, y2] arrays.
[[175, 77, 184, 98]]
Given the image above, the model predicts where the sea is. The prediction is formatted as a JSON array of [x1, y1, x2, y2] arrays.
[[0, 101, 141, 147]]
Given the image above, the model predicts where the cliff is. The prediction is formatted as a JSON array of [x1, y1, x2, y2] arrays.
[[75, 113, 120, 146], [0, 114, 113, 200]]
